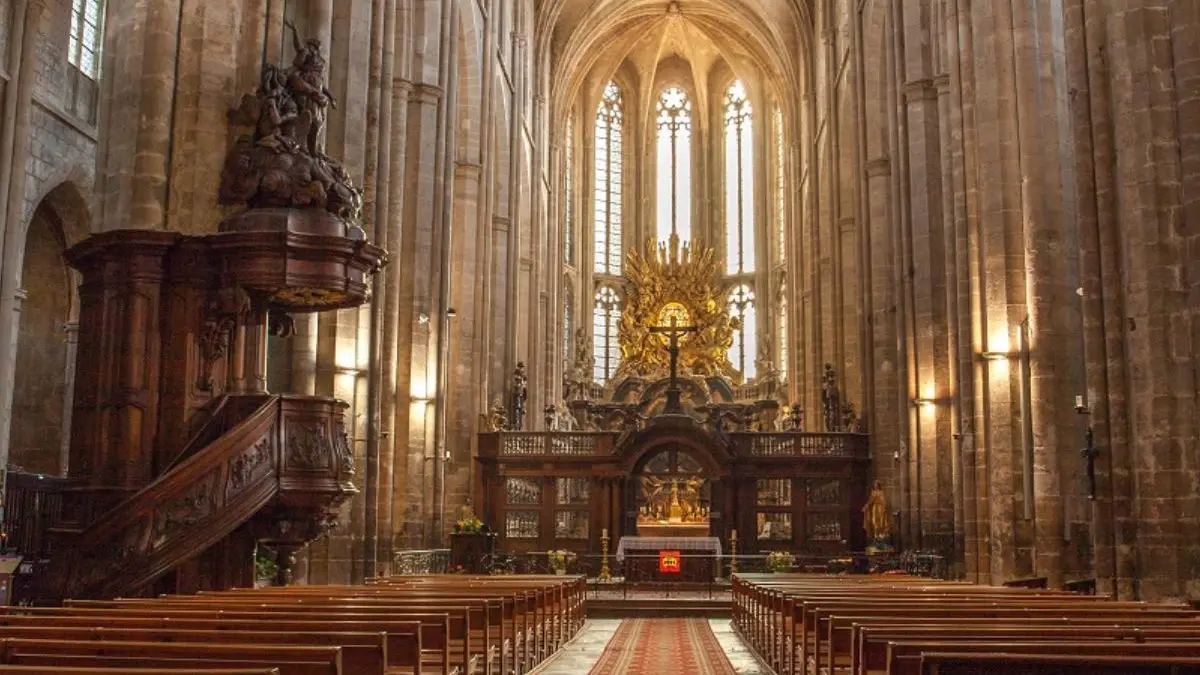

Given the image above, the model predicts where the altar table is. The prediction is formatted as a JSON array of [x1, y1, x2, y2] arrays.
[[616, 536, 722, 582]]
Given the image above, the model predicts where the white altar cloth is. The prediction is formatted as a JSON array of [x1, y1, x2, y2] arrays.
[[615, 536, 722, 561]]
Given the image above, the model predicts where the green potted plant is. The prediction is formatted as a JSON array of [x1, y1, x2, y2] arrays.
[[766, 550, 795, 573], [254, 547, 278, 587], [547, 549, 576, 575]]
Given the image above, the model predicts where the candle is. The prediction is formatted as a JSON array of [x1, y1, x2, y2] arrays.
[[602, 528, 608, 538], [731, 529, 737, 540], [1075, 395, 1084, 408]]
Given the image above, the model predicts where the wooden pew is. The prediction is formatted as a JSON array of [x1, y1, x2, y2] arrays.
[[918, 652, 1200, 675], [730, 574, 1200, 675], [0, 626, 388, 675], [0, 639, 342, 675], [0, 667, 278, 672], [886, 641, 1200, 675], [59, 602, 467, 675], [0, 615, 423, 675], [0, 670, 280, 675]]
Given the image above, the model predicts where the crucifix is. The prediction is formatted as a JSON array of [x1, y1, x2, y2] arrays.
[[649, 315, 698, 414]]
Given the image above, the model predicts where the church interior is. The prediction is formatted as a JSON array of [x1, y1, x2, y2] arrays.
[[0, 0, 1198, 672]]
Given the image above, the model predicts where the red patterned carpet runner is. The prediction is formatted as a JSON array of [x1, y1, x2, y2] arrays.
[[587, 618, 738, 675]]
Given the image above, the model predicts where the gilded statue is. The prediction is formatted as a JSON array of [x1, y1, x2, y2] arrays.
[[863, 480, 890, 542]]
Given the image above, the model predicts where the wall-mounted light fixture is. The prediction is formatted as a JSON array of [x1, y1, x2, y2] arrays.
[[911, 397, 937, 408], [446, 308, 457, 318], [978, 350, 1014, 361], [417, 313, 430, 325]]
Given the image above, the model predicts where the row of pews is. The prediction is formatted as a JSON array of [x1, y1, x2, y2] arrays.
[[733, 573, 1200, 675], [0, 573, 585, 675]]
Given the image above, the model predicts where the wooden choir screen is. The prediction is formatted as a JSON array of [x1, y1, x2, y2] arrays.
[[475, 430, 870, 559]]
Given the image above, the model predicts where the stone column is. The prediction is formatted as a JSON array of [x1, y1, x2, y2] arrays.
[[396, 80, 446, 548], [1062, 0, 1136, 599], [1103, 3, 1190, 601], [0, 0, 43, 488], [896, 0, 954, 553]]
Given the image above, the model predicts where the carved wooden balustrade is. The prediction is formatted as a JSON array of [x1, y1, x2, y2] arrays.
[[478, 432, 620, 459], [2, 471, 67, 559], [45, 394, 354, 600], [727, 431, 870, 459]]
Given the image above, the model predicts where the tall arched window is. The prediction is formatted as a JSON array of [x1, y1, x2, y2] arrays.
[[656, 86, 692, 245], [774, 106, 786, 264], [69, 0, 105, 79], [777, 279, 788, 381], [564, 114, 575, 266], [592, 286, 622, 382], [563, 286, 574, 369], [728, 284, 756, 379], [594, 82, 624, 275], [724, 80, 754, 275]]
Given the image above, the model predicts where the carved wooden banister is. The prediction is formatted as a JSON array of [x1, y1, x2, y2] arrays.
[[50, 395, 283, 599]]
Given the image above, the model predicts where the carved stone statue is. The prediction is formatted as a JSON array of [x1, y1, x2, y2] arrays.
[[820, 363, 841, 431], [510, 362, 528, 429], [220, 32, 363, 222], [863, 480, 891, 544]]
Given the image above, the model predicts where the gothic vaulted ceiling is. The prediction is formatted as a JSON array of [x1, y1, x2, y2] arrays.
[[538, 0, 812, 117]]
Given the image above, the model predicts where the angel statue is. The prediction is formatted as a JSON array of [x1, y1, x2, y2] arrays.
[[641, 476, 666, 509]]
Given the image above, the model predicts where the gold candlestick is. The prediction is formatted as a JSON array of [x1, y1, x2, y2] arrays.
[[599, 529, 612, 582]]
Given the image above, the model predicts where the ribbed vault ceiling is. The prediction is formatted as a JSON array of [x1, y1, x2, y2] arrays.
[[539, 0, 812, 117]]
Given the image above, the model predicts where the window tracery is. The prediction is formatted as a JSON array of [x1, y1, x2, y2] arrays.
[[592, 285, 621, 383], [724, 80, 755, 275], [656, 86, 693, 246], [565, 114, 575, 266], [594, 82, 624, 275], [728, 284, 757, 380]]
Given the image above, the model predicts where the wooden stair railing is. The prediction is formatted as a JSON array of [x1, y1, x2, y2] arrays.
[[49, 395, 284, 599]]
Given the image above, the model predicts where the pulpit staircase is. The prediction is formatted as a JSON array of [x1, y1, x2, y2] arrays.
[[7, 393, 355, 601]]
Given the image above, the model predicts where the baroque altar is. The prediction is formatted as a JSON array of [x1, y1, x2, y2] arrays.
[[475, 236, 872, 571]]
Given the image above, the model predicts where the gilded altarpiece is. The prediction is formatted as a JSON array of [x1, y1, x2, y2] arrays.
[[476, 239, 871, 567]]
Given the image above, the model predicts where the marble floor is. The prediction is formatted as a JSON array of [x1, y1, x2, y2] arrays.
[[530, 618, 767, 675]]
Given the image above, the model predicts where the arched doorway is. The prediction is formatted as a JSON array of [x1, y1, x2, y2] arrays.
[[7, 183, 88, 477], [632, 444, 712, 536], [618, 425, 731, 539]]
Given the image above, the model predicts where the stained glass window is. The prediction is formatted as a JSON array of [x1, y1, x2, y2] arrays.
[[564, 114, 575, 266], [656, 86, 693, 246], [775, 106, 786, 263], [724, 80, 755, 275], [778, 280, 789, 380], [563, 286, 574, 372], [592, 286, 621, 382], [69, 0, 105, 80], [594, 82, 624, 275], [729, 284, 757, 379]]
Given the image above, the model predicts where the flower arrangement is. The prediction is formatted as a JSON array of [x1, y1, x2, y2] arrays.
[[546, 549, 577, 574], [453, 507, 485, 534], [766, 550, 796, 573]]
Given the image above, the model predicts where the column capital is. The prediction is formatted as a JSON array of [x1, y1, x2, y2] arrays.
[[864, 157, 891, 177], [393, 78, 415, 95], [512, 32, 528, 49], [933, 74, 951, 94], [902, 78, 937, 102], [456, 162, 484, 180], [409, 82, 444, 105]]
